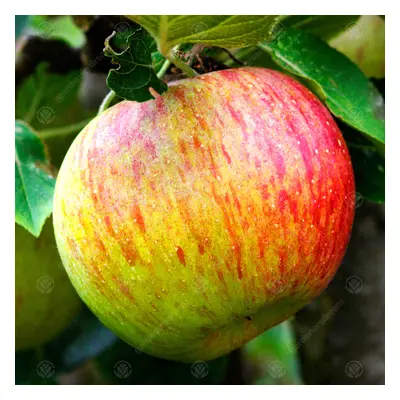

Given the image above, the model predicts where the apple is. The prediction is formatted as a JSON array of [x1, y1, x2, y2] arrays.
[[15, 219, 82, 351], [53, 67, 355, 362]]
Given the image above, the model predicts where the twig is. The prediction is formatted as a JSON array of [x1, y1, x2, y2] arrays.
[[220, 48, 246, 66]]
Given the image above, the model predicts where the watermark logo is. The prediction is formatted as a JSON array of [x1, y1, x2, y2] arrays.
[[37, 22, 55, 40], [345, 360, 363, 379], [191, 361, 209, 378], [345, 276, 364, 294], [37, 106, 55, 125], [268, 360, 286, 379], [269, 278, 288, 295], [350, 107, 366, 125], [345, 191, 364, 210], [36, 276, 55, 294], [115, 22, 132, 40], [114, 361, 132, 378], [266, 23, 286, 43], [37, 361, 55, 378], [170, 47, 181, 59], [345, 22, 363, 40], [192, 22, 208, 37]]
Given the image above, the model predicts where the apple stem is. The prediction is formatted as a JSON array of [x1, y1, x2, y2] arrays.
[[167, 46, 198, 78], [157, 59, 172, 80]]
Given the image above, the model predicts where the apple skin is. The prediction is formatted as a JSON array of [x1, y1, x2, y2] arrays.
[[53, 67, 355, 362], [15, 219, 82, 351]]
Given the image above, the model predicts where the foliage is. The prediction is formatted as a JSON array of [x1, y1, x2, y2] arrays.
[[15, 121, 56, 236], [244, 320, 303, 384], [28, 15, 86, 48], [283, 15, 359, 41], [104, 28, 168, 102], [16, 63, 82, 128], [127, 15, 285, 55]]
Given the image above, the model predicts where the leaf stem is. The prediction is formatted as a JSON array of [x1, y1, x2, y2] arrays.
[[156, 58, 172, 79], [98, 90, 116, 115], [38, 118, 93, 139], [167, 48, 198, 78]]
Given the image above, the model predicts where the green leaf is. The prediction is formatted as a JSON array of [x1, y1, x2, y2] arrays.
[[16, 62, 96, 169], [28, 15, 85, 48], [104, 28, 168, 102], [340, 121, 385, 203], [15, 121, 56, 237], [330, 15, 385, 78], [16, 63, 82, 130], [128, 15, 284, 55], [219, 16, 360, 69], [259, 28, 385, 148], [243, 320, 303, 385], [283, 15, 360, 41]]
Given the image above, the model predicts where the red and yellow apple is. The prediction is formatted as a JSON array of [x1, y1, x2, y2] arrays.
[[53, 67, 355, 362]]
